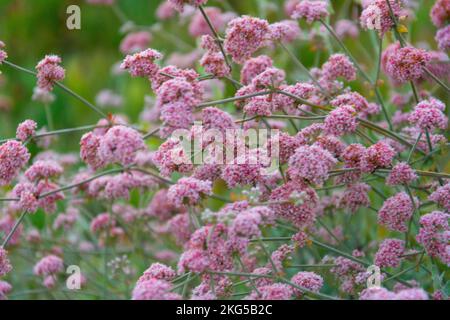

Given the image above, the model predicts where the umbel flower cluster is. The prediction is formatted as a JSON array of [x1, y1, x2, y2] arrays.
[[0, 0, 449, 300]]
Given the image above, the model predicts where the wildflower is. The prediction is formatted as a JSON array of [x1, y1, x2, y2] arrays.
[[291, 0, 329, 24], [378, 192, 417, 232], [189, 7, 225, 37], [288, 144, 337, 185], [436, 26, 450, 51], [35, 55, 65, 91], [16, 120, 37, 141], [428, 183, 450, 211], [360, 0, 403, 35], [246, 283, 293, 300], [269, 20, 301, 43], [339, 183, 371, 213], [335, 19, 359, 39], [120, 48, 163, 78], [0, 140, 30, 186], [430, 0, 450, 28], [224, 16, 270, 64], [386, 162, 418, 186], [408, 99, 448, 132], [240, 55, 273, 85], [384, 45, 431, 83], [200, 51, 230, 77], [132, 278, 181, 300], [98, 126, 145, 166], [321, 54, 356, 82], [375, 239, 405, 268], [331, 92, 369, 113], [168, 0, 208, 13], [291, 271, 323, 297], [360, 141, 396, 173], [137, 263, 176, 284], [120, 31, 152, 54], [25, 160, 63, 182], [0, 248, 12, 277], [416, 211, 449, 265], [0, 41, 7, 64], [167, 177, 212, 207], [324, 105, 358, 136]]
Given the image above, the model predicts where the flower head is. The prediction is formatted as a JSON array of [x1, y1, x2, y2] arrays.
[[35, 55, 65, 91], [0, 140, 30, 186], [291, 0, 329, 23]]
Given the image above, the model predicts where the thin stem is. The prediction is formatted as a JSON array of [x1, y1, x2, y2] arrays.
[[406, 132, 422, 164], [2, 211, 27, 248]]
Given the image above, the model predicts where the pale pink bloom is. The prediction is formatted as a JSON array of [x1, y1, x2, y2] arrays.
[[0, 140, 30, 186], [339, 183, 371, 213], [0, 280, 12, 300], [25, 160, 63, 182], [416, 211, 449, 265], [378, 192, 417, 232], [291, 0, 329, 24], [321, 54, 356, 81], [240, 55, 273, 85], [120, 48, 163, 78], [189, 7, 225, 37], [167, 177, 212, 207], [16, 120, 37, 141], [120, 31, 152, 54], [375, 239, 405, 268], [269, 20, 301, 43], [33, 255, 64, 276], [291, 271, 323, 297], [324, 105, 357, 136], [156, 1, 177, 20], [132, 278, 181, 300], [430, 0, 450, 28], [246, 283, 293, 300], [428, 183, 450, 211], [359, 141, 396, 173], [335, 19, 359, 39], [408, 99, 448, 132], [0, 248, 12, 277], [0, 40, 7, 64], [360, 0, 403, 35], [386, 162, 418, 185], [436, 26, 450, 51], [224, 15, 270, 64], [35, 55, 65, 91], [137, 263, 176, 284], [168, 0, 208, 13], [331, 91, 369, 113]]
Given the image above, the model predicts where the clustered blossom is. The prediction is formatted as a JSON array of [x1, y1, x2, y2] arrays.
[[360, 0, 403, 35], [167, 177, 212, 208], [428, 183, 450, 211], [360, 287, 428, 300], [374, 239, 405, 268], [290, 271, 323, 297], [0, 248, 12, 277], [335, 19, 359, 39], [269, 20, 301, 43], [430, 0, 450, 28], [288, 144, 337, 185], [416, 211, 449, 265], [16, 120, 37, 142], [324, 105, 357, 136], [224, 16, 270, 63], [120, 31, 152, 54], [291, 0, 329, 23], [435, 25, 450, 51], [383, 44, 432, 83], [0, 140, 30, 186], [338, 183, 371, 213], [33, 255, 64, 288], [321, 54, 357, 82], [386, 162, 418, 185], [0, 41, 7, 64], [378, 192, 417, 232], [240, 55, 273, 85], [408, 99, 448, 132], [168, 0, 208, 13], [120, 48, 163, 78], [359, 141, 396, 173], [35, 55, 65, 91]]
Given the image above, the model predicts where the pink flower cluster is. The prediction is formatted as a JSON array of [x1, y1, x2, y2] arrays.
[[416, 211, 449, 265], [378, 192, 417, 232], [35, 55, 65, 92], [0, 41, 7, 64], [0, 140, 30, 186], [291, 0, 329, 24], [374, 238, 405, 268]]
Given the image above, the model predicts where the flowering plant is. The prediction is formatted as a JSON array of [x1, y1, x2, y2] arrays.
[[0, 0, 449, 300]]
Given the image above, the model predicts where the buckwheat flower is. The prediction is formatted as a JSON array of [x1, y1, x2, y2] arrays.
[[360, 0, 402, 35], [137, 263, 176, 284], [200, 35, 220, 53], [378, 192, 417, 232], [436, 26, 450, 51], [324, 105, 358, 136], [229, 210, 262, 239], [35, 55, 65, 91], [335, 19, 359, 39], [53, 207, 78, 231], [416, 211, 449, 264], [395, 288, 429, 300], [291, 272, 323, 297], [240, 55, 273, 85], [221, 153, 263, 188], [321, 54, 356, 82], [408, 99, 448, 132], [0, 280, 12, 300], [251, 67, 286, 89], [33, 255, 64, 277], [90, 213, 114, 233], [360, 287, 396, 300], [167, 177, 212, 208], [288, 144, 337, 185], [339, 183, 371, 213], [429, 183, 450, 211], [0, 41, 7, 64], [331, 92, 370, 113], [384, 45, 431, 83], [189, 7, 225, 37], [292, 231, 309, 248], [159, 101, 194, 138], [359, 141, 396, 173], [24, 160, 63, 182], [178, 249, 210, 274], [80, 132, 105, 170], [132, 278, 181, 300], [269, 181, 318, 228], [202, 107, 236, 133], [291, 0, 329, 24], [13, 182, 38, 213], [269, 20, 301, 43], [120, 31, 152, 54], [35, 181, 65, 213], [156, 77, 200, 108], [244, 95, 273, 116], [153, 138, 193, 177], [375, 239, 405, 268], [0, 248, 12, 277], [16, 120, 37, 142], [156, 1, 177, 20], [200, 51, 230, 77], [0, 140, 30, 186], [386, 162, 418, 186], [224, 15, 270, 64], [168, 0, 208, 13], [120, 48, 163, 78], [430, 0, 450, 28], [98, 126, 145, 166], [246, 283, 293, 300]]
